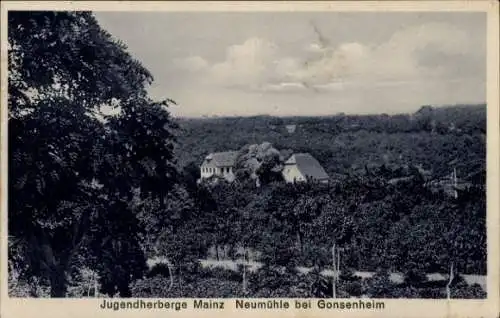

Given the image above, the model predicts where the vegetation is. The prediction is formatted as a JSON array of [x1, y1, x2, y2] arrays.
[[8, 11, 177, 297], [176, 105, 485, 181], [8, 11, 486, 299]]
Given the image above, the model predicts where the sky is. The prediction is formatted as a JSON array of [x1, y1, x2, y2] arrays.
[[94, 12, 486, 117]]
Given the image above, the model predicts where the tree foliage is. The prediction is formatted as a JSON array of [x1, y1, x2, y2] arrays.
[[8, 11, 177, 297]]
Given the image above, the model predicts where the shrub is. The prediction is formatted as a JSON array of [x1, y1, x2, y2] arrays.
[[452, 283, 486, 299], [131, 276, 244, 298], [146, 263, 171, 279], [364, 269, 397, 298]]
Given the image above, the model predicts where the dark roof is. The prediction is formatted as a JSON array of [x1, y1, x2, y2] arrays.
[[202, 151, 239, 167], [285, 153, 329, 180]]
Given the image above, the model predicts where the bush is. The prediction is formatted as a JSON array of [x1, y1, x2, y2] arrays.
[[340, 280, 363, 297], [391, 286, 421, 298], [200, 266, 243, 282], [308, 274, 332, 298], [419, 287, 446, 299], [452, 283, 486, 299], [130, 276, 243, 298], [364, 269, 398, 298], [8, 260, 50, 298], [130, 276, 173, 297], [340, 267, 362, 282], [403, 264, 428, 287], [146, 263, 171, 279], [247, 266, 311, 297]]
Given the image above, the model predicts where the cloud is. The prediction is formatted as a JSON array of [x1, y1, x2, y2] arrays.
[[175, 37, 298, 90], [174, 22, 482, 95], [209, 37, 278, 88], [285, 42, 371, 86], [290, 22, 474, 86], [259, 82, 307, 93], [366, 22, 473, 80], [93, 12, 485, 117], [306, 42, 324, 53], [175, 56, 209, 73]]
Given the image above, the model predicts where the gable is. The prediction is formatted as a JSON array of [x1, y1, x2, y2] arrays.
[[202, 151, 239, 167], [282, 164, 306, 183], [285, 153, 329, 180]]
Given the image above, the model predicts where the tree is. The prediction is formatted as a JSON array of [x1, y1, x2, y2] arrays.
[[231, 188, 263, 295], [8, 11, 178, 297]]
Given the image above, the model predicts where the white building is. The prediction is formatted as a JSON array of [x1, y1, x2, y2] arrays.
[[282, 153, 329, 184], [285, 124, 297, 134], [200, 151, 239, 182]]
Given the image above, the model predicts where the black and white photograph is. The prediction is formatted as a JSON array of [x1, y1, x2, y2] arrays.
[[3, 2, 496, 306]]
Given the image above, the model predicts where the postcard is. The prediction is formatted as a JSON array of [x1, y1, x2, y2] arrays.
[[1, 1, 499, 318]]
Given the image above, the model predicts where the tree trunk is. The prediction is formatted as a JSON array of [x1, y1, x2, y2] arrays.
[[332, 244, 336, 299], [38, 237, 70, 298], [242, 266, 246, 293], [446, 263, 454, 300], [337, 249, 341, 280], [242, 247, 247, 294], [94, 274, 98, 298], [50, 266, 67, 297], [296, 231, 302, 252], [165, 258, 175, 290]]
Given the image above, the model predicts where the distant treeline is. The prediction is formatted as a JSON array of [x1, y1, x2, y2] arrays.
[[175, 104, 486, 181]]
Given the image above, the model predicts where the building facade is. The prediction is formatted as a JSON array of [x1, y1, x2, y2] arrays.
[[200, 151, 239, 182], [282, 153, 329, 184]]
